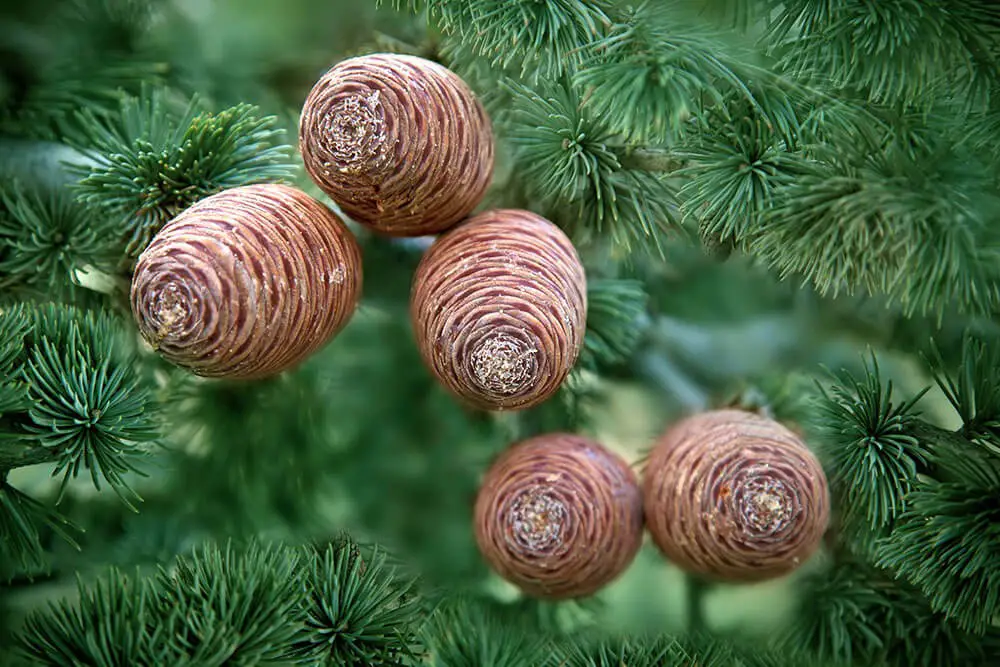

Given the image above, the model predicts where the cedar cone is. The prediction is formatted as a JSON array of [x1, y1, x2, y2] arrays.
[[298, 53, 494, 236], [409, 209, 586, 411], [642, 410, 830, 582], [130, 184, 362, 380], [474, 433, 644, 599]]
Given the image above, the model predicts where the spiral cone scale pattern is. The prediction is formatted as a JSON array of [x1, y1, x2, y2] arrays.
[[474, 434, 644, 599], [642, 410, 830, 582], [410, 209, 587, 411], [130, 184, 362, 380], [299, 53, 494, 236]]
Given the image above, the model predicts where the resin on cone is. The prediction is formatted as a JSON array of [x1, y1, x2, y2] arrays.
[[474, 433, 644, 599], [410, 209, 586, 411], [299, 53, 494, 236], [642, 409, 830, 582], [130, 184, 362, 380]]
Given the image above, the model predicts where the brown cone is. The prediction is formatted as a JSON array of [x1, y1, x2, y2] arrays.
[[299, 53, 494, 237], [642, 409, 830, 582], [410, 209, 586, 411], [474, 433, 644, 599], [130, 183, 362, 380]]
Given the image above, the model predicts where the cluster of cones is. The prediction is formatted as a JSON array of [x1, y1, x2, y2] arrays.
[[131, 53, 586, 413]]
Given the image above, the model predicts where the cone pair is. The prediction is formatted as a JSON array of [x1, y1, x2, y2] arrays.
[[474, 410, 830, 600]]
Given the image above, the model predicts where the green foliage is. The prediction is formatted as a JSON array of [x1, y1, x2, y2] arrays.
[[502, 79, 678, 252], [573, 2, 778, 143], [422, 598, 550, 667], [14, 538, 424, 667], [0, 306, 31, 417], [516, 376, 598, 437], [501, 79, 618, 206], [21, 305, 159, 506], [751, 157, 909, 301], [0, 302, 159, 566], [785, 560, 992, 667], [289, 541, 423, 666], [0, 372, 28, 421], [875, 448, 1000, 635], [152, 541, 304, 665], [750, 130, 1000, 316], [782, 562, 892, 665], [0, 480, 78, 576], [382, 0, 614, 79], [962, 84, 1000, 152], [2, 60, 165, 141], [580, 278, 649, 370], [17, 568, 151, 667], [813, 354, 930, 532], [155, 308, 499, 584], [695, 0, 766, 31], [765, 0, 999, 110], [555, 634, 691, 667], [160, 370, 342, 535], [0, 0, 164, 139], [676, 100, 810, 245], [61, 0, 158, 55], [557, 632, 813, 667], [69, 89, 296, 257], [0, 183, 119, 298], [432, 0, 613, 78], [927, 336, 1000, 445], [295, 311, 504, 587]]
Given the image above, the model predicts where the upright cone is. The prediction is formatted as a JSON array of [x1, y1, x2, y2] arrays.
[[642, 409, 830, 582], [299, 53, 495, 236], [130, 184, 362, 380], [474, 433, 644, 599], [410, 209, 587, 411]]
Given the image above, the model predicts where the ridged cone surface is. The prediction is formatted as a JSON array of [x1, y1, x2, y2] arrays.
[[299, 53, 494, 236], [474, 433, 644, 599], [410, 209, 586, 411], [642, 409, 830, 582], [130, 183, 362, 380]]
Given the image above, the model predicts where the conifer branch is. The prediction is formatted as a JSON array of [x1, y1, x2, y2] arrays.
[[450, 0, 613, 78], [556, 630, 813, 667], [501, 78, 679, 253], [0, 442, 60, 470], [288, 540, 423, 665], [0, 0, 163, 139], [151, 541, 306, 664], [16, 568, 151, 667], [67, 88, 297, 258], [875, 465, 1000, 635], [784, 559, 993, 666], [815, 337, 1000, 637], [765, 0, 1000, 111], [422, 597, 551, 667], [746, 130, 1000, 316], [0, 183, 119, 298], [812, 354, 931, 533], [0, 480, 79, 575], [580, 278, 649, 371], [925, 336, 1000, 445], [0, 304, 159, 509], [15, 538, 426, 667], [676, 99, 812, 245]]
